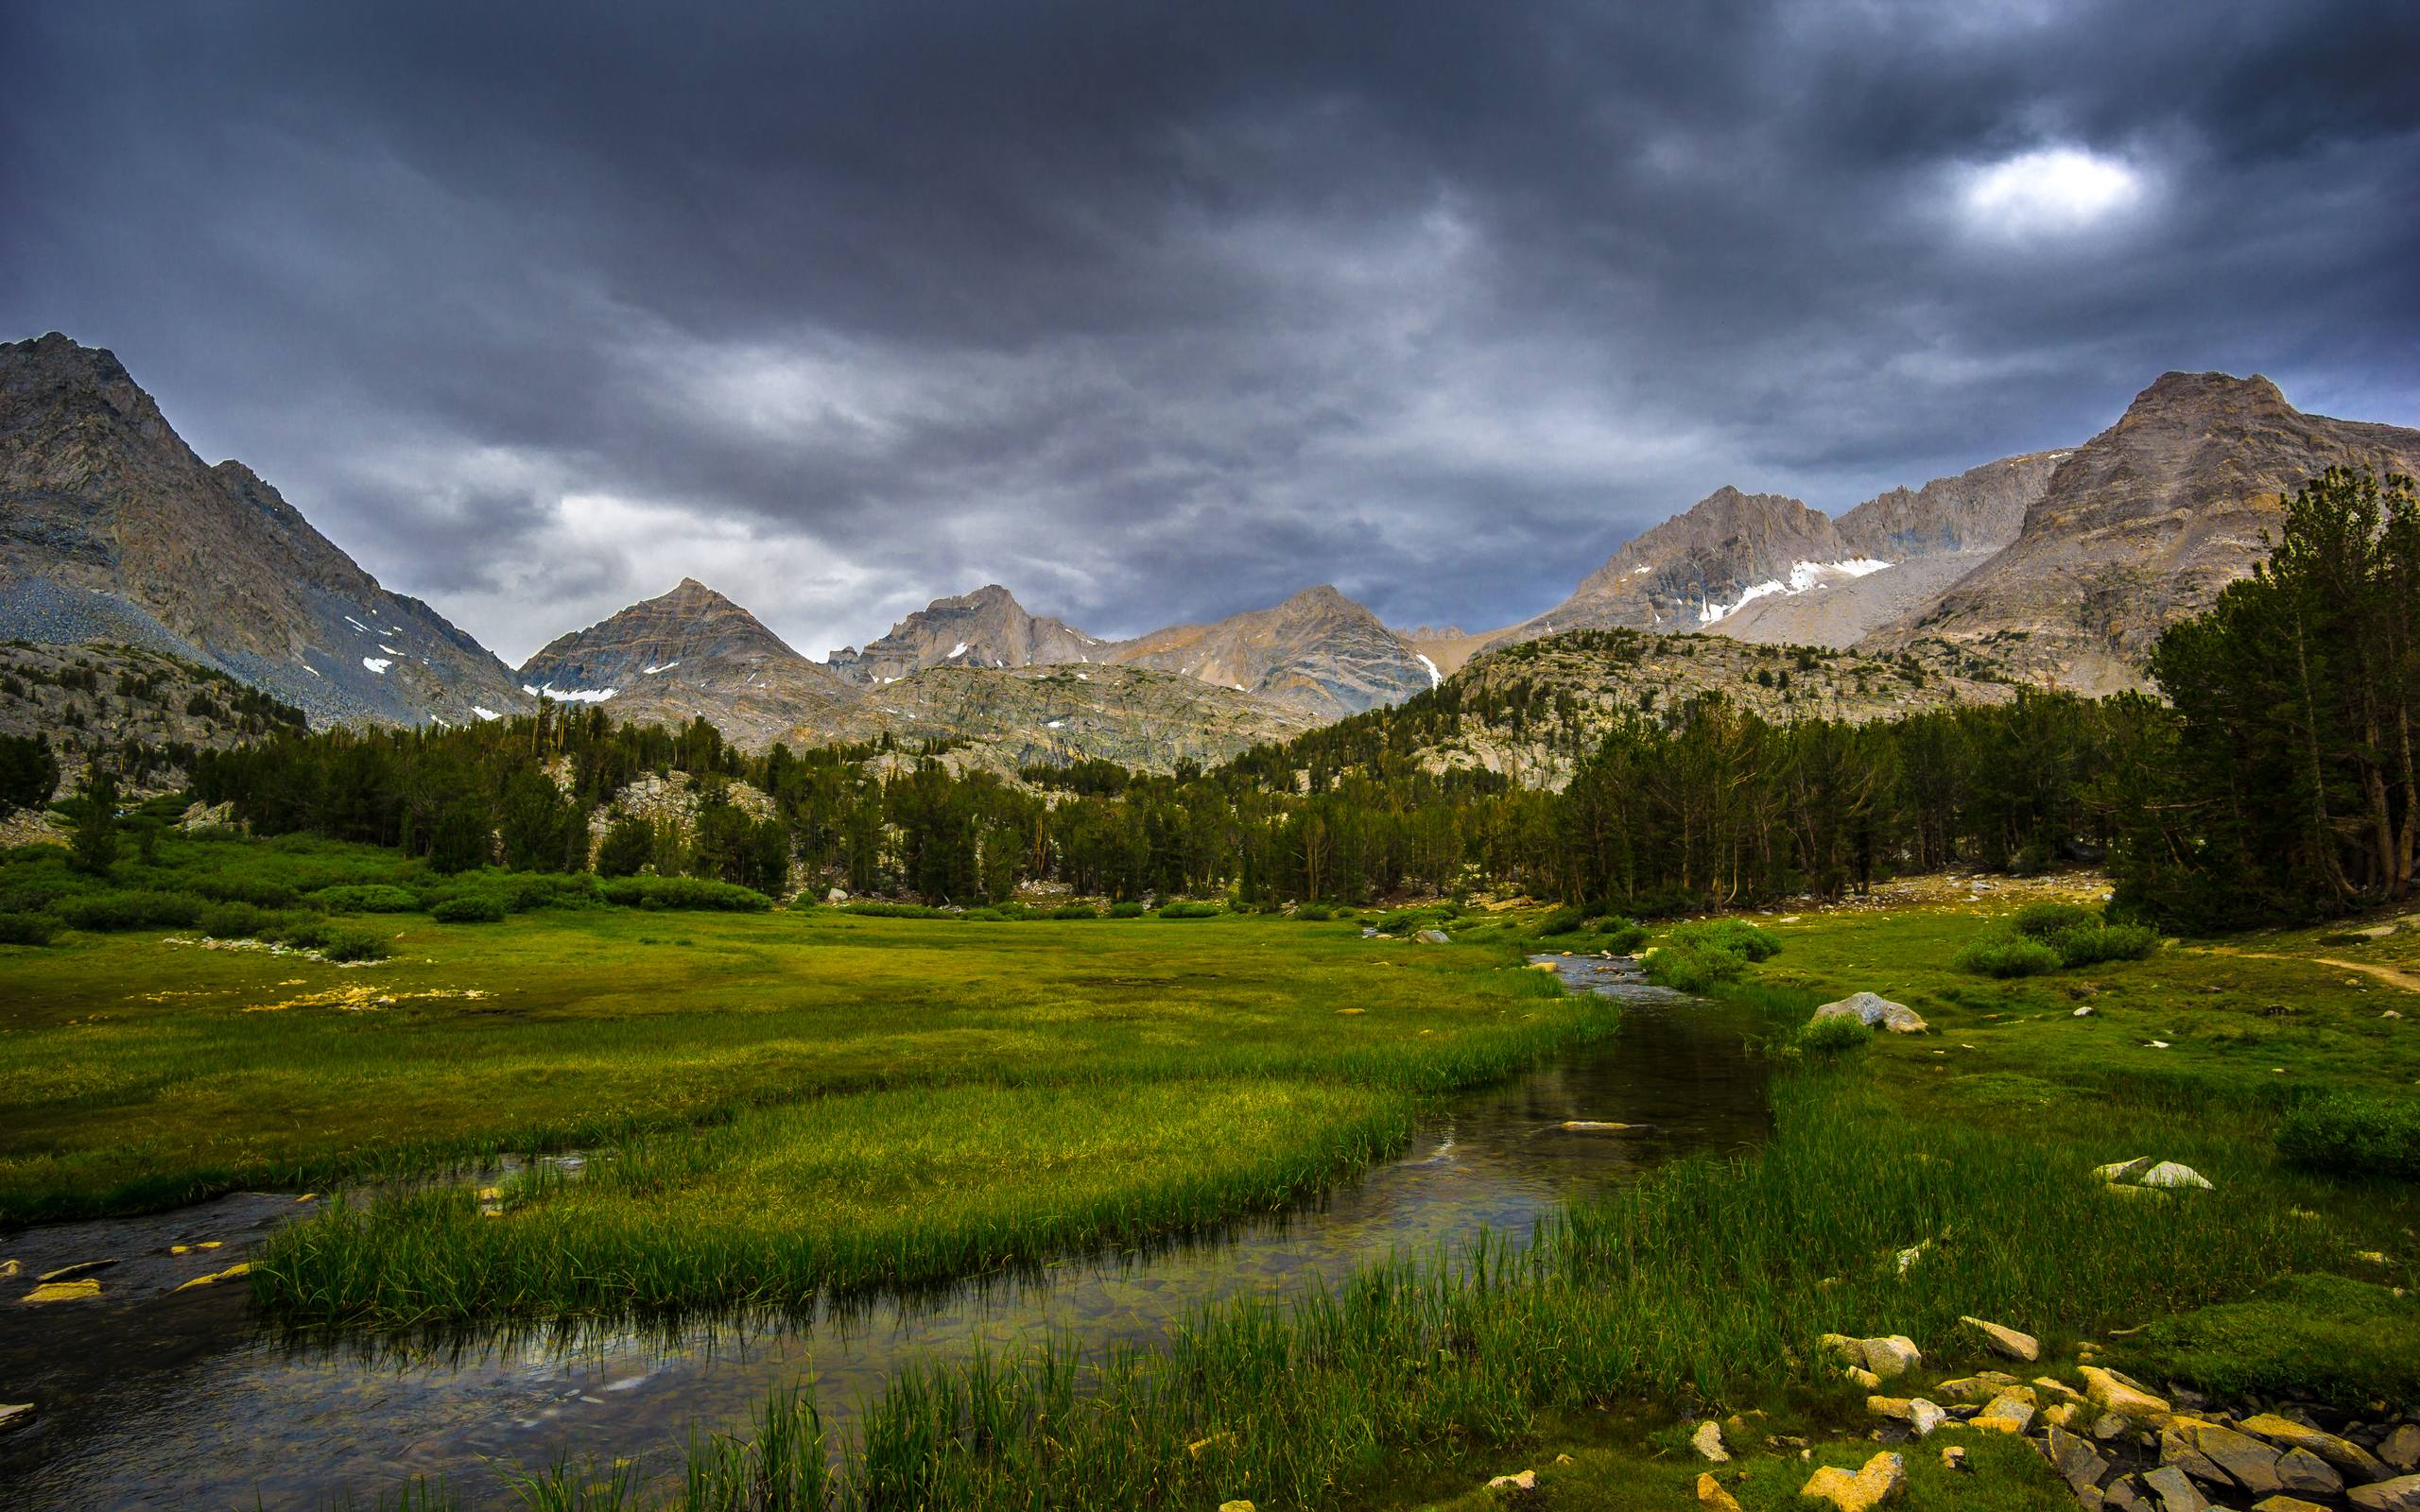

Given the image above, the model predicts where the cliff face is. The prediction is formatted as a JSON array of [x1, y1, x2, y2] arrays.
[[0, 334, 530, 728], [1862, 373, 2420, 691], [517, 578, 854, 746]]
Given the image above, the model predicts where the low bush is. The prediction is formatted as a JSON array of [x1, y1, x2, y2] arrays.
[[1048, 902, 1099, 920], [277, 918, 336, 950], [2012, 901, 2099, 939], [1106, 901, 1147, 919], [1293, 903, 1334, 921], [844, 901, 949, 919], [597, 875, 772, 913], [2048, 920, 2159, 967], [1797, 1013, 1870, 1055], [1155, 901, 1222, 919], [1642, 941, 1745, 993], [1536, 905, 1587, 936], [2276, 1093, 2420, 1180], [320, 929, 391, 964], [306, 884, 422, 914], [187, 874, 302, 909], [1951, 931, 2065, 978], [0, 912, 57, 946], [51, 888, 204, 932], [1665, 919, 1782, 962], [1598, 919, 1651, 954], [430, 895, 507, 924], [197, 901, 279, 939]]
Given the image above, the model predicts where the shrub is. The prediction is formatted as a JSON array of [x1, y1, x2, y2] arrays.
[[2012, 902, 2098, 939], [960, 907, 1007, 921], [276, 918, 336, 951], [1798, 1013, 1870, 1055], [1952, 931, 2065, 978], [51, 888, 204, 932], [430, 894, 507, 924], [320, 929, 391, 964], [2049, 921, 2159, 967], [1598, 919, 1651, 954], [843, 901, 950, 919], [197, 901, 277, 939], [307, 885, 422, 914], [188, 874, 302, 909], [1048, 902, 1099, 920], [1155, 901, 1222, 919], [0, 912, 56, 946], [1536, 905, 1587, 936], [1642, 941, 1745, 993], [1293, 903, 1333, 921], [597, 875, 772, 913], [2277, 1094, 2420, 1180], [1106, 901, 1147, 919], [1666, 919, 1782, 962]]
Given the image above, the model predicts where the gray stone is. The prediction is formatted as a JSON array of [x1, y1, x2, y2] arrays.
[[2161, 1430, 2232, 1490], [2351, 1475, 2420, 1512], [1813, 991, 1927, 1034], [1961, 1315, 2040, 1362], [2104, 1476, 2147, 1512], [2381, 1426, 2420, 1474], [1415, 928, 1450, 945], [2143, 1466, 2208, 1512], [2181, 1421, 2284, 1496], [2275, 1449, 2344, 1498], [2240, 1414, 2392, 1481], [2139, 1161, 2215, 1190], [1692, 1419, 1730, 1463], [2048, 1428, 2113, 1497]]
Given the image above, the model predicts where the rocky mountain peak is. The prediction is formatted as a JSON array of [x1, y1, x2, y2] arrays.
[[826, 583, 1101, 684]]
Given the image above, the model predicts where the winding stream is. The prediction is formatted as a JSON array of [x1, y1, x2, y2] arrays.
[[0, 957, 1770, 1509]]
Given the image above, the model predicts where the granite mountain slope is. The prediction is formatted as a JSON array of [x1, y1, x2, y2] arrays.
[[0, 334, 530, 728]]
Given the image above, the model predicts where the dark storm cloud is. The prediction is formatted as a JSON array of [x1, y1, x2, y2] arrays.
[[6, 0, 2415, 661]]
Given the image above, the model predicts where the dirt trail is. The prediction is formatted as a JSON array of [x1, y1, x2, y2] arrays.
[[2183, 944, 2420, 994]]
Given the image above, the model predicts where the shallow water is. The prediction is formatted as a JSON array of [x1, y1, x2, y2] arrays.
[[0, 955, 1768, 1509]]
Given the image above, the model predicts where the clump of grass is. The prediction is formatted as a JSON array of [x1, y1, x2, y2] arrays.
[[1796, 1013, 1869, 1056], [1952, 932, 2065, 977], [2276, 1092, 2420, 1180]]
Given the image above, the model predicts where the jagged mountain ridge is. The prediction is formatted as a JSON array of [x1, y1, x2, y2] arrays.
[[1485, 451, 2068, 654], [0, 333, 531, 728], [1863, 371, 2420, 691], [832, 581, 1435, 721]]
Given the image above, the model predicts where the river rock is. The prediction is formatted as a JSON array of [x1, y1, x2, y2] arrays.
[[2143, 1465, 2210, 1512], [2351, 1475, 2420, 1512], [2239, 1414, 2392, 1481], [2380, 1425, 2420, 1473], [1801, 1452, 1906, 1512], [2174, 1421, 2283, 1495], [2083, 1367, 2172, 1422], [2276, 1449, 2345, 1498], [1699, 1472, 1744, 1512], [1693, 1420, 1731, 1462], [1961, 1315, 2040, 1362], [1813, 992, 1927, 1034]]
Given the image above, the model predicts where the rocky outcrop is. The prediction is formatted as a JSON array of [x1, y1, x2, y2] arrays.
[[826, 584, 1106, 684], [0, 333, 532, 729], [1864, 373, 2420, 692], [518, 578, 852, 747], [0, 642, 307, 795]]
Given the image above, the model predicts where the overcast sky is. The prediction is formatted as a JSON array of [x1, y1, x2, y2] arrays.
[[7, 2, 2416, 663]]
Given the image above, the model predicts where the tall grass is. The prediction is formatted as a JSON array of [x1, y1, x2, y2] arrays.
[[491, 1023, 2352, 1510]]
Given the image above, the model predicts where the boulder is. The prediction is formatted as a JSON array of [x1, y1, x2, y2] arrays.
[[1813, 992, 1927, 1034], [2048, 1428, 2114, 1498], [1485, 1469, 1536, 1492], [2139, 1161, 2215, 1190], [2035, 1379, 2088, 1406], [1699, 1472, 1744, 1512], [2351, 1476, 2420, 1512], [2104, 1476, 2148, 1512], [1801, 1452, 1906, 1512], [2095, 1157, 2157, 1183], [825, 887, 848, 905], [1692, 1420, 1731, 1462], [2251, 1501, 2335, 1512], [1981, 1392, 2038, 1434], [1415, 928, 1450, 944], [1822, 1333, 1922, 1381], [1961, 1316, 2040, 1362], [2238, 1415, 2391, 1482]]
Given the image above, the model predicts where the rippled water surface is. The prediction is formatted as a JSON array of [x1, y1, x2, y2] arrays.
[[0, 956, 1769, 1509]]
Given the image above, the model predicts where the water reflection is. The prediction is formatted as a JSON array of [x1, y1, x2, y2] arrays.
[[0, 957, 1768, 1510]]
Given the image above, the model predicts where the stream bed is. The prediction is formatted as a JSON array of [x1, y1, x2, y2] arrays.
[[0, 956, 1771, 1509]]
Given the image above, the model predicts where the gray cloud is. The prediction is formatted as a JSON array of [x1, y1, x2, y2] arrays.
[[5, 0, 2414, 662]]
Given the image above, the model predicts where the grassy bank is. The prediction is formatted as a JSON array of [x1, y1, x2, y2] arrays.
[[475, 886, 2420, 1511]]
